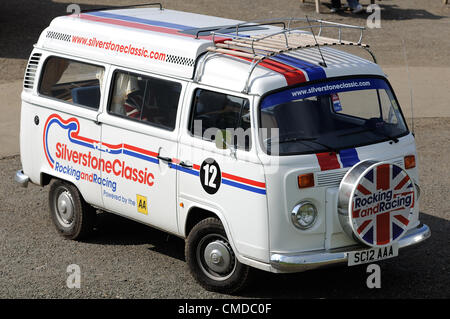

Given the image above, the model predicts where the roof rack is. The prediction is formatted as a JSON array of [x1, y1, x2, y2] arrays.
[[195, 17, 377, 93], [79, 2, 163, 14]]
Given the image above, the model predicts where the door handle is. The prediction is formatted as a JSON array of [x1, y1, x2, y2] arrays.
[[179, 161, 193, 168], [157, 155, 172, 163]]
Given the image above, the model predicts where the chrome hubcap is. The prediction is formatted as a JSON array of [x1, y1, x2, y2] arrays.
[[197, 234, 236, 281], [204, 241, 232, 274], [55, 191, 74, 227]]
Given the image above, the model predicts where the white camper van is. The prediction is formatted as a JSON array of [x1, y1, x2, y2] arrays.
[[16, 4, 430, 293]]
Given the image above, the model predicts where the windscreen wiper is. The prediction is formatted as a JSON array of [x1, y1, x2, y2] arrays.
[[278, 136, 338, 153], [338, 127, 399, 143]]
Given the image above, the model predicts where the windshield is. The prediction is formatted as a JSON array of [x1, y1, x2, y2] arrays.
[[259, 77, 408, 156]]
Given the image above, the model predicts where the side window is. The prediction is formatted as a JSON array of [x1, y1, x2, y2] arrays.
[[190, 89, 251, 151], [39, 56, 104, 109], [109, 70, 181, 131]]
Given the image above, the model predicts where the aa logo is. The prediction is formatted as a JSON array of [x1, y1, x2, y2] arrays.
[[136, 194, 148, 215]]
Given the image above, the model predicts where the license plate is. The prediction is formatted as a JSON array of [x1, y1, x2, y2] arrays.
[[348, 244, 399, 266]]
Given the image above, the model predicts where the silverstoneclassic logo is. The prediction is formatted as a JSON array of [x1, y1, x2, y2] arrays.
[[350, 163, 415, 247]]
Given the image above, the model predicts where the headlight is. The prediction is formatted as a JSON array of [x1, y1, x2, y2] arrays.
[[291, 201, 318, 230]]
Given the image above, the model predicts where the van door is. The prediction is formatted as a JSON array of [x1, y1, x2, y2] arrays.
[[176, 85, 269, 262], [33, 54, 106, 207], [97, 69, 184, 234]]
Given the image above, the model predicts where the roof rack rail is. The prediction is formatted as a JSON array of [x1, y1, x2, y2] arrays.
[[195, 17, 377, 93], [78, 2, 163, 14], [194, 21, 287, 40]]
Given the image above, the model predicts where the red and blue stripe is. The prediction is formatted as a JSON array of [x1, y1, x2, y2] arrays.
[[43, 114, 266, 195], [168, 162, 266, 194], [315, 148, 360, 171], [43, 114, 160, 168], [77, 11, 225, 40], [271, 53, 327, 81]]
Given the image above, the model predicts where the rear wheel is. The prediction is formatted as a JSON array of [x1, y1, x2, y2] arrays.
[[185, 217, 250, 293], [49, 180, 96, 240]]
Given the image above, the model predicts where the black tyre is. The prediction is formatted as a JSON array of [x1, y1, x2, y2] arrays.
[[185, 217, 250, 294], [49, 179, 96, 240]]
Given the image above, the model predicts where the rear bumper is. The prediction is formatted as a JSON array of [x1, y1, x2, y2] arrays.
[[15, 170, 30, 188], [270, 223, 431, 273]]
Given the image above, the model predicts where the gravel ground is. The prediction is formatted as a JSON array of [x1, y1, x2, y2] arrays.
[[0, 117, 448, 299]]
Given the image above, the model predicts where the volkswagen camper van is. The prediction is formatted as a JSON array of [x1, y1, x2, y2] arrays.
[[16, 4, 430, 293]]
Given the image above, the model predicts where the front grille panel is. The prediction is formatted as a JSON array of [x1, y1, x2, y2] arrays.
[[316, 170, 348, 187], [316, 158, 405, 188]]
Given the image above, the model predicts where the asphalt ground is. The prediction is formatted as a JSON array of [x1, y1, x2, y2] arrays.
[[0, 117, 448, 299]]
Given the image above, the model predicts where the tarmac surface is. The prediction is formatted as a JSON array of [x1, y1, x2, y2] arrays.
[[0, 0, 449, 298], [0, 117, 449, 298]]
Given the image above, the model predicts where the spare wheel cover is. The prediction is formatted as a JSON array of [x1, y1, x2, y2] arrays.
[[338, 161, 416, 247]]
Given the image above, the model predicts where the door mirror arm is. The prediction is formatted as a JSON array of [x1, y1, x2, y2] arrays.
[[215, 129, 237, 158]]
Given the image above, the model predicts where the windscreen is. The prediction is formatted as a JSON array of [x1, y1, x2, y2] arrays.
[[259, 77, 408, 155]]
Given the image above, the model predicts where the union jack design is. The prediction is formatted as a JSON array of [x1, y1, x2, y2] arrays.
[[351, 163, 415, 246]]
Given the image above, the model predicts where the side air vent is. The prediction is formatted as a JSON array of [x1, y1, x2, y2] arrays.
[[23, 53, 42, 90], [316, 158, 406, 188]]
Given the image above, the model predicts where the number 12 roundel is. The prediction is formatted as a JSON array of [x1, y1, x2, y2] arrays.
[[200, 158, 221, 194]]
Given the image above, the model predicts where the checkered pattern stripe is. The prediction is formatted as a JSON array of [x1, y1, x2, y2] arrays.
[[46, 31, 71, 42], [165, 54, 195, 67]]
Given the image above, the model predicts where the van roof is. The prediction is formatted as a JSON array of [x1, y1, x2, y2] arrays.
[[37, 8, 385, 95]]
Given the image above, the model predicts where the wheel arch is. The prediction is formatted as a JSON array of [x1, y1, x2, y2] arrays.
[[185, 206, 218, 237], [183, 204, 239, 259], [40, 170, 91, 206], [41, 171, 53, 186]]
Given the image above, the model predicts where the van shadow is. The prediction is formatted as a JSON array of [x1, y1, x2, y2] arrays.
[[0, 0, 115, 59], [319, 2, 446, 21], [239, 212, 448, 299], [86, 211, 186, 262], [85, 210, 448, 298]]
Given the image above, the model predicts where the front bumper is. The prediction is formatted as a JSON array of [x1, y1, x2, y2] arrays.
[[270, 223, 431, 273], [15, 170, 30, 188]]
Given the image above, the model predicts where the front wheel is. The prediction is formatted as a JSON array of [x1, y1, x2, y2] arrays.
[[185, 217, 250, 293], [49, 179, 96, 240]]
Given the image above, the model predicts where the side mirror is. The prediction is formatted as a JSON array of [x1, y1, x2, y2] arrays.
[[215, 129, 229, 150]]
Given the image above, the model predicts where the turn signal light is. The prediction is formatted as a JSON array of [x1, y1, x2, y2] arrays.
[[298, 173, 314, 189], [404, 155, 416, 169]]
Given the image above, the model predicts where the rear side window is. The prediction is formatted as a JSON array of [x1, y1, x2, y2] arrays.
[[108, 70, 181, 131], [39, 56, 104, 109], [189, 89, 251, 151]]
